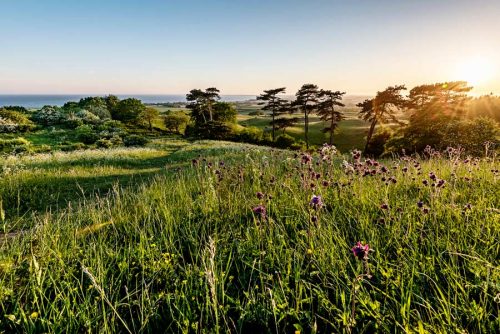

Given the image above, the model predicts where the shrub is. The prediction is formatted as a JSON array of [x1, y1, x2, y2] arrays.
[[185, 121, 235, 140], [96, 139, 114, 148], [248, 110, 265, 116], [75, 125, 99, 144], [274, 133, 296, 149], [123, 134, 149, 147], [60, 142, 86, 151], [32, 106, 66, 125], [235, 127, 263, 144], [0, 137, 31, 153], [164, 112, 190, 133], [64, 118, 84, 129], [0, 108, 36, 133]]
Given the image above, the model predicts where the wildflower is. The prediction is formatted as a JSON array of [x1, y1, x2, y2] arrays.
[[306, 248, 314, 255], [322, 180, 329, 187], [422, 207, 429, 214], [192, 159, 199, 166], [422, 180, 429, 186], [252, 205, 267, 220], [30, 312, 39, 319], [310, 195, 323, 210], [352, 242, 370, 260], [429, 172, 437, 181], [301, 154, 312, 164], [256, 191, 264, 200], [380, 203, 389, 210], [311, 215, 318, 223], [436, 179, 446, 188], [417, 201, 424, 208]]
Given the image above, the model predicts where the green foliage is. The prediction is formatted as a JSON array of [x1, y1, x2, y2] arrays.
[[164, 111, 189, 134], [274, 133, 296, 148], [95, 138, 114, 149], [212, 102, 237, 123], [248, 110, 264, 116], [123, 134, 150, 147], [31, 106, 66, 126], [0, 108, 36, 133], [234, 126, 264, 144], [112, 98, 146, 123], [141, 107, 160, 130], [75, 125, 99, 144], [365, 129, 392, 157], [0, 137, 31, 153], [184, 121, 235, 140]]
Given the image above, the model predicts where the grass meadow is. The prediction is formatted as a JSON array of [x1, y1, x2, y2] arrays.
[[0, 140, 499, 333]]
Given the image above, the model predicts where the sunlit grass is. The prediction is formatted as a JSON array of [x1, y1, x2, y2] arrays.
[[0, 141, 498, 332]]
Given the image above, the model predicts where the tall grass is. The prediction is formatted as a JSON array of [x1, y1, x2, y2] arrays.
[[0, 142, 498, 332]]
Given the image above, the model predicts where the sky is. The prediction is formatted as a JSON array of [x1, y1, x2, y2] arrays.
[[1, 0, 499, 95]]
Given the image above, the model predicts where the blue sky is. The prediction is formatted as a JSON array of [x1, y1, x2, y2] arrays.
[[1, 0, 499, 95]]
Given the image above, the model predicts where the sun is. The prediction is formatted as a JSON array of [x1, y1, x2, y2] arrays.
[[456, 57, 493, 86]]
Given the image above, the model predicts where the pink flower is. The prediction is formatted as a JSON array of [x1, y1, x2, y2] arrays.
[[352, 242, 370, 260]]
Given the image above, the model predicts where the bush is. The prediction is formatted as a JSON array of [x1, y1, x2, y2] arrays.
[[0, 137, 31, 153], [64, 118, 84, 129], [32, 106, 66, 125], [123, 134, 149, 147], [75, 125, 99, 144], [0, 108, 36, 133], [235, 127, 263, 144], [366, 129, 392, 157], [164, 112, 189, 134], [96, 139, 114, 149], [274, 133, 296, 149], [60, 142, 86, 151], [248, 110, 264, 116], [184, 121, 236, 140]]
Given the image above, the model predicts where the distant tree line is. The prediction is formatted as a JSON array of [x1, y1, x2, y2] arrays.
[[1, 80, 498, 155]]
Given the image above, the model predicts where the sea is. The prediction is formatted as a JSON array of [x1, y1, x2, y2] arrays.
[[0, 94, 257, 109]]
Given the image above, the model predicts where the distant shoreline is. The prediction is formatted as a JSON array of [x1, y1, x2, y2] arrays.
[[0, 94, 258, 108], [0, 94, 370, 109]]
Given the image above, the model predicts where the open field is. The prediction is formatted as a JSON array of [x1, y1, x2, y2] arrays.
[[1, 140, 499, 332]]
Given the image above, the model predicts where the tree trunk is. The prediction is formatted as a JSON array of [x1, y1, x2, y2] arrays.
[[305, 109, 309, 149], [272, 111, 275, 141], [208, 102, 213, 122], [364, 119, 377, 153]]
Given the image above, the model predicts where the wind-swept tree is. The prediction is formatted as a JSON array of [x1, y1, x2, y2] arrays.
[[293, 84, 320, 149], [186, 88, 221, 124], [357, 85, 406, 153], [318, 89, 345, 145], [141, 107, 159, 131], [257, 87, 290, 141]]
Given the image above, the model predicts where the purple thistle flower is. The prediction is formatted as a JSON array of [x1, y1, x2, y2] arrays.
[[252, 205, 267, 220], [380, 203, 389, 210], [256, 192, 264, 200], [310, 195, 323, 210], [352, 241, 370, 260], [417, 201, 424, 208]]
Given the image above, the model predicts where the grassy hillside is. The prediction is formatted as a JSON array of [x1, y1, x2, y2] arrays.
[[0, 141, 498, 333]]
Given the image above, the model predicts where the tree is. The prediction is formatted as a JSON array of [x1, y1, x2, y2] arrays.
[[112, 98, 146, 123], [186, 88, 221, 125], [270, 117, 300, 134], [105, 95, 120, 115], [212, 102, 237, 123], [318, 89, 345, 145], [141, 107, 159, 131], [357, 85, 406, 153], [398, 81, 473, 152], [164, 112, 189, 134], [257, 87, 290, 141], [293, 84, 320, 149]]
